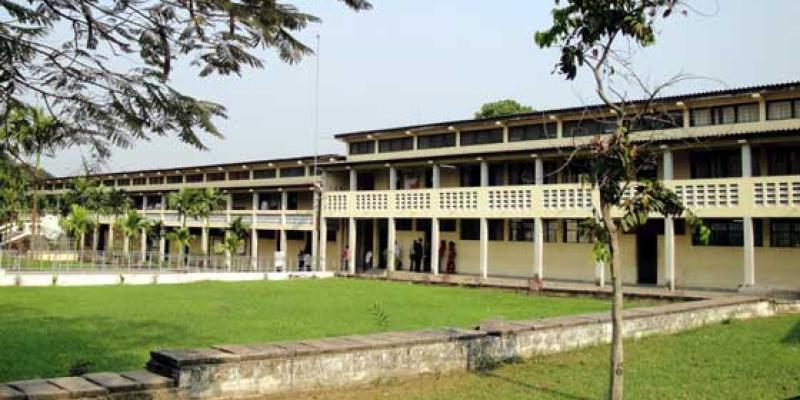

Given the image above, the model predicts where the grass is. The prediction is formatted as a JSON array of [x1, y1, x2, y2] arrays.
[[281, 314, 800, 400], [0, 278, 638, 381]]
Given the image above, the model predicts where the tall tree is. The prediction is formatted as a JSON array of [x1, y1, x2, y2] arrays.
[[535, 1, 708, 399], [0, 0, 371, 160], [61, 204, 92, 253], [474, 99, 534, 119], [116, 210, 150, 262], [0, 106, 67, 250]]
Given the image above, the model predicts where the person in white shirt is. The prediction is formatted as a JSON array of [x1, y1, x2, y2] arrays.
[[394, 241, 401, 269], [302, 252, 312, 271], [364, 249, 373, 270]]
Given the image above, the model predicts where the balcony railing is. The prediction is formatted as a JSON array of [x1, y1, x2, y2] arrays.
[[321, 176, 800, 219], [96, 210, 314, 230]]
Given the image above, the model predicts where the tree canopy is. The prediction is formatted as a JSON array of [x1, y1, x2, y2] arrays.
[[0, 0, 372, 159], [474, 99, 534, 119]]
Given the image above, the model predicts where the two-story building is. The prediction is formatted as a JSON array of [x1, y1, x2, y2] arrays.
[[38, 82, 800, 292], [319, 82, 800, 292]]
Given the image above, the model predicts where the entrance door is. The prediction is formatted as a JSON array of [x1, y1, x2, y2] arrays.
[[636, 231, 658, 285]]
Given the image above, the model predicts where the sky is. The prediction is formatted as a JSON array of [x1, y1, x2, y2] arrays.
[[43, 0, 800, 176]]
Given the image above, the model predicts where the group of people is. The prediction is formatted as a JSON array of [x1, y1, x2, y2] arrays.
[[340, 239, 457, 273]]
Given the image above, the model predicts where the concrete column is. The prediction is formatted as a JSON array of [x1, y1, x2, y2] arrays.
[[279, 229, 287, 253], [741, 141, 752, 178], [158, 235, 166, 261], [432, 164, 441, 189], [251, 228, 258, 270], [389, 166, 397, 191], [533, 217, 543, 279], [141, 195, 147, 211], [349, 169, 357, 191], [281, 191, 288, 210], [140, 228, 147, 261], [348, 217, 357, 274], [480, 161, 489, 187], [534, 158, 544, 185], [479, 218, 488, 279], [387, 217, 396, 272], [664, 216, 675, 290], [201, 228, 209, 255], [92, 225, 100, 251], [108, 224, 114, 252], [743, 216, 755, 287], [595, 260, 606, 287], [431, 218, 440, 275], [319, 218, 327, 272], [662, 148, 674, 180]]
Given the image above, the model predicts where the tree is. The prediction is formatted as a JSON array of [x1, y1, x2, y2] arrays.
[[535, 2, 708, 399], [0, 0, 371, 160], [191, 187, 227, 257], [61, 204, 92, 253], [474, 99, 534, 119], [166, 227, 192, 269], [0, 106, 68, 250], [116, 210, 150, 263], [220, 216, 250, 269], [0, 154, 29, 256]]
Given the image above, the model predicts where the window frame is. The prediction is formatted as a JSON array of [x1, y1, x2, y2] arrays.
[[459, 128, 504, 146], [417, 133, 456, 149], [378, 137, 414, 153]]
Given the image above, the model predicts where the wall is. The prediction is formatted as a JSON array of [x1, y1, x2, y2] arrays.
[[146, 297, 777, 399]]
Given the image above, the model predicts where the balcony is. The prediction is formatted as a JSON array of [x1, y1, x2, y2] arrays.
[[99, 210, 314, 230], [321, 176, 800, 219]]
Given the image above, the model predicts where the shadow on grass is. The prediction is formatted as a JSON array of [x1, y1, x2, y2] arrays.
[[472, 358, 591, 400], [782, 320, 800, 346], [0, 304, 212, 381]]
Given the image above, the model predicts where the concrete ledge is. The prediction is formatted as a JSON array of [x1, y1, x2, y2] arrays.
[[0, 271, 335, 287]]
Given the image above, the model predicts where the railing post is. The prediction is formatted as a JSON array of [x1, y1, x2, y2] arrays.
[[431, 218, 440, 275], [533, 217, 544, 280], [479, 217, 488, 279]]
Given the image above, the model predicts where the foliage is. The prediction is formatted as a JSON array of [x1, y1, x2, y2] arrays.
[[166, 227, 192, 252], [0, 154, 29, 226], [116, 210, 151, 242], [0, 0, 372, 159], [369, 302, 389, 331], [60, 204, 92, 250], [474, 99, 534, 119]]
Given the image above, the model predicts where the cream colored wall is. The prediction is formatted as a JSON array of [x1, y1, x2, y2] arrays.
[[441, 168, 460, 187], [756, 247, 800, 290], [672, 150, 691, 180]]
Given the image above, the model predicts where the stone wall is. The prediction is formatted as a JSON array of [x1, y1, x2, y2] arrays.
[[146, 296, 776, 399]]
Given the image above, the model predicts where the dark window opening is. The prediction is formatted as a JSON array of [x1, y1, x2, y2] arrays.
[[508, 123, 555, 141], [418, 133, 456, 149], [378, 137, 414, 153], [459, 128, 503, 146], [349, 141, 375, 155], [280, 167, 306, 178], [253, 169, 276, 179]]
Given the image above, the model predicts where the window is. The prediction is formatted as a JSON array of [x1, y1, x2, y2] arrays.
[[280, 167, 305, 178], [259, 230, 276, 240], [563, 220, 591, 243], [258, 193, 281, 210], [508, 163, 535, 185], [460, 128, 503, 146], [460, 219, 479, 240], [693, 219, 763, 247], [630, 111, 684, 131], [459, 165, 481, 187], [349, 141, 375, 155], [690, 150, 741, 178], [186, 174, 204, 183], [102, 179, 115, 187], [770, 219, 800, 247], [396, 218, 413, 231], [489, 164, 505, 186], [562, 159, 592, 184], [253, 169, 276, 179], [544, 220, 559, 243], [116, 179, 131, 186], [148, 176, 165, 185], [509, 219, 533, 242], [440, 219, 456, 232], [691, 103, 760, 126], [767, 100, 794, 120], [509, 123, 555, 141], [167, 175, 183, 184], [286, 230, 306, 240], [416, 219, 430, 232], [206, 172, 225, 181], [767, 147, 800, 176], [378, 137, 414, 153], [286, 192, 298, 210], [132, 178, 146, 185], [228, 171, 250, 180], [563, 118, 615, 137], [418, 132, 456, 149]]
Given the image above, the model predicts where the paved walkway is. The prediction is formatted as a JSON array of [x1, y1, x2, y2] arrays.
[[342, 269, 733, 301]]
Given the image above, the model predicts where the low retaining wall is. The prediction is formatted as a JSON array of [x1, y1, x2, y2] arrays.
[[0, 270, 334, 287], [145, 296, 775, 399]]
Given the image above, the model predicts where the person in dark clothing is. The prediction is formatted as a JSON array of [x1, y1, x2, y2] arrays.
[[446, 241, 457, 274], [413, 238, 423, 272]]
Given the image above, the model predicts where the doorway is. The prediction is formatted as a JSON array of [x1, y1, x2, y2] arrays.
[[636, 223, 659, 285]]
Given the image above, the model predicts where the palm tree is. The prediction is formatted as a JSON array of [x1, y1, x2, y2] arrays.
[[192, 187, 227, 257], [104, 188, 132, 251], [61, 204, 92, 255], [166, 227, 192, 269], [167, 189, 200, 265], [1, 107, 66, 251], [222, 217, 250, 269], [116, 210, 150, 263]]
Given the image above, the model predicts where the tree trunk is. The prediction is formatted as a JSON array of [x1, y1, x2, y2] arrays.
[[123, 236, 130, 262], [30, 152, 42, 252], [601, 201, 624, 400]]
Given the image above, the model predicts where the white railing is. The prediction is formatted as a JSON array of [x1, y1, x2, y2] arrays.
[[322, 176, 800, 219]]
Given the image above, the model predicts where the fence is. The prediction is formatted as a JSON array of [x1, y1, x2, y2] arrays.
[[0, 250, 316, 273]]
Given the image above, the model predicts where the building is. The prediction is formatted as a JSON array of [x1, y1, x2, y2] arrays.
[[42, 82, 800, 292]]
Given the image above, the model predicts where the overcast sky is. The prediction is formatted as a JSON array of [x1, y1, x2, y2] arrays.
[[43, 0, 800, 176]]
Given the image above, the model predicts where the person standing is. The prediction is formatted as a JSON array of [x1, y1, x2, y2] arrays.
[[438, 240, 446, 273], [409, 239, 417, 271], [364, 248, 373, 270], [446, 241, 457, 274], [341, 244, 350, 272], [394, 240, 401, 270], [413, 238, 423, 272]]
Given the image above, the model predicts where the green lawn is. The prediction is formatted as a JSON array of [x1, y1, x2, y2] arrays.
[[0, 279, 633, 381], [286, 314, 800, 400]]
